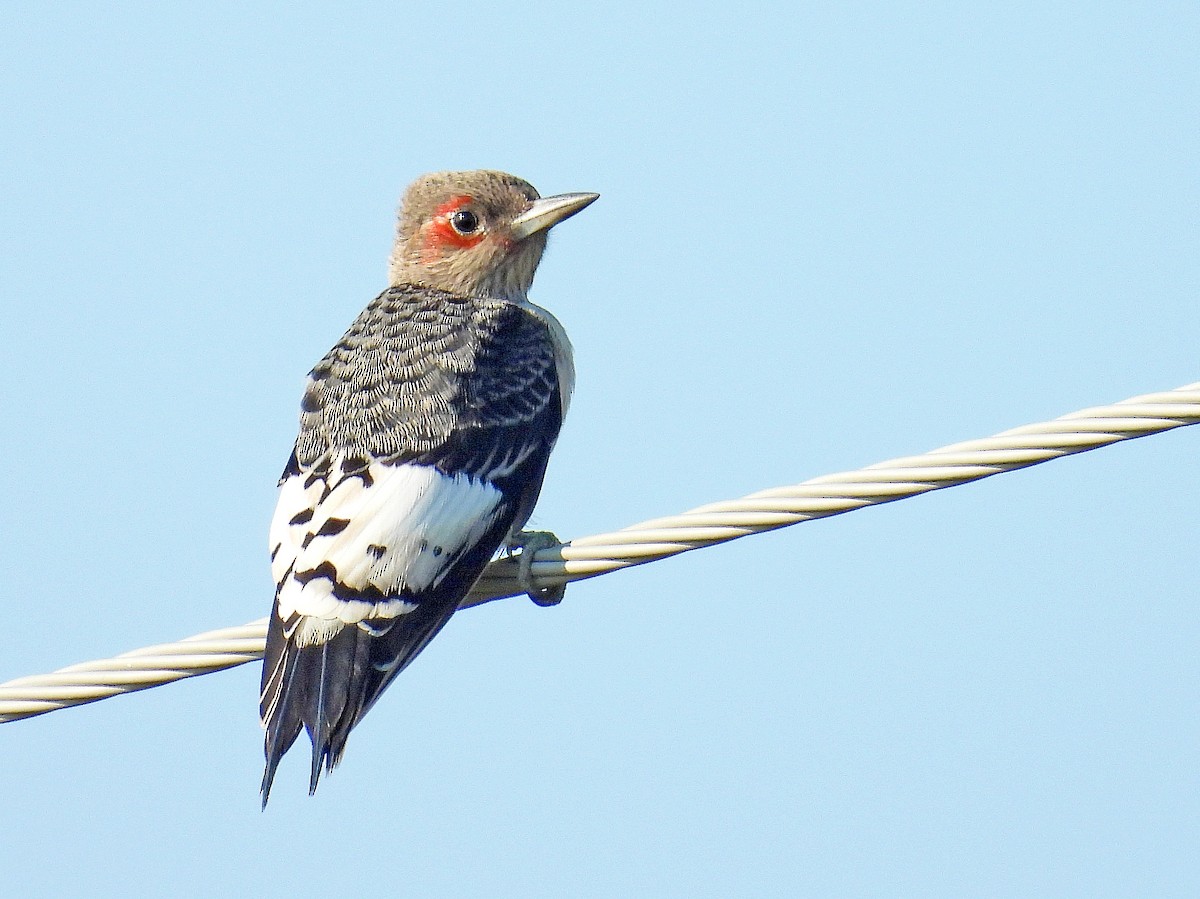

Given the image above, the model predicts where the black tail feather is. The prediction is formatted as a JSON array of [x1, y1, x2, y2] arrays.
[[258, 598, 460, 804], [260, 614, 303, 807], [306, 641, 333, 795]]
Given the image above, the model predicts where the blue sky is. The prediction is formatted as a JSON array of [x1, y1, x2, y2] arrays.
[[2, 3, 1197, 896]]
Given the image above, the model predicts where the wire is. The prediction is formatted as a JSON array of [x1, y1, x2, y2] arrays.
[[2, 380, 1197, 723]]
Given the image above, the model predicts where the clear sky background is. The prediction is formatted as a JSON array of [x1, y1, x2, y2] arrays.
[[2, 3, 1197, 897]]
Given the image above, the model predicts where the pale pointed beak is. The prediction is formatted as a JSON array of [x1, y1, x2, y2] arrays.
[[509, 192, 600, 242]]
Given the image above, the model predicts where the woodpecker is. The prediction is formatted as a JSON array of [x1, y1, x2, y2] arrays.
[[259, 171, 597, 803]]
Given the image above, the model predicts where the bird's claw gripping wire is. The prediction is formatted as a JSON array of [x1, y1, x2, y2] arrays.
[[507, 530, 566, 606]]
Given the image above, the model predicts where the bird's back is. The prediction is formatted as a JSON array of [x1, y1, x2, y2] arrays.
[[260, 285, 565, 800]]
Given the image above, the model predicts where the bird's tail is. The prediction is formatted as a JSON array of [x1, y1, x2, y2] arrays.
[[258, 602, 457, 806]]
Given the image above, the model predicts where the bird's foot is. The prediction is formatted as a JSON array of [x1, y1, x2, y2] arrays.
[[507, 530, 566, 607]]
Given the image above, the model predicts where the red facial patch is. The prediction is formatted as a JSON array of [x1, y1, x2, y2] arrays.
[[420, 195, 484, 262]]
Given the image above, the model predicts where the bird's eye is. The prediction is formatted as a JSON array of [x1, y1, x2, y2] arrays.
[[449, 209, 480, 235]]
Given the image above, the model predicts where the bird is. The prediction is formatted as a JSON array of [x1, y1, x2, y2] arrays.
[[259, 170, 597, 804]]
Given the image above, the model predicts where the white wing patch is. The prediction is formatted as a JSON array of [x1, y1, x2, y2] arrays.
[[269, 471, 322, 587], [269, 461, 505, 635]]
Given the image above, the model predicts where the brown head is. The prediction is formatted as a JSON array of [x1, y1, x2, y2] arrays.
[[387, 170, 598, 300]]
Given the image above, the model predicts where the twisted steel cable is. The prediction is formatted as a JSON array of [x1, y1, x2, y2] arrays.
[[2, 380, 1197, 723]]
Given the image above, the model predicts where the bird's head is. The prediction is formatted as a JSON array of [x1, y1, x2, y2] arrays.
[[387, 170, 598, 300]]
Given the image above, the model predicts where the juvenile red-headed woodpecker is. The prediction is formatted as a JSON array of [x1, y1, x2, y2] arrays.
[[260, 171, 597, 803]]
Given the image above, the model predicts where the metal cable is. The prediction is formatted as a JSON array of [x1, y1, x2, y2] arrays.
[[3, 381, 1197, 723]]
